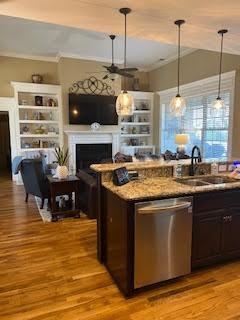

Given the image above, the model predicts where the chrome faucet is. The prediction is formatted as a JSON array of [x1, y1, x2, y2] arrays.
[[189, 145, 202, 176]]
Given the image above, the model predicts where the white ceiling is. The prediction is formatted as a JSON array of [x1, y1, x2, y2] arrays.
[[0, 0, 239, 56], [0, 15, 193, 70]]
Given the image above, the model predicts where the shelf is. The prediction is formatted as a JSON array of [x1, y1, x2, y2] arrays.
[[18, 105, 58, 110], [133, 110, 151, 114], [19, 134, 59, 138], [120, 134, 151, 137], [121, 122, 150, 125], [19, 120, 59, 124], [20, 148, 56, 152]]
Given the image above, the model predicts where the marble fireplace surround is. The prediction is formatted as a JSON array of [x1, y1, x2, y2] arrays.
[[64, 130, 120, 173]]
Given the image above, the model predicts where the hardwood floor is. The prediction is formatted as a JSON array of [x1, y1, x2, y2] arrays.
[[1, 178, 240, 320]]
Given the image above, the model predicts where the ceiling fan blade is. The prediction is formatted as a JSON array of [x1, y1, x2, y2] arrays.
[[120, 67, 138, 72], [85, 71, 107, 73], [117, 71, 134, 78]]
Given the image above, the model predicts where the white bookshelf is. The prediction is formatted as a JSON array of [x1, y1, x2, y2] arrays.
[[11, 82, 63, 163], [120, 91, 155, 156]]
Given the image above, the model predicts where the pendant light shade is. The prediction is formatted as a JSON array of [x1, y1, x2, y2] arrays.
[[212, 29, 228, 110], [116, 8, 134, 116], [170, 19, 186, 117], [116, 91, 134, 116], [170, 94, 186, 117], [212, 96, 225, 110]]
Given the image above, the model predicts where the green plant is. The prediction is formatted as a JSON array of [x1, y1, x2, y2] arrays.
[[54, 147, 70, 166]]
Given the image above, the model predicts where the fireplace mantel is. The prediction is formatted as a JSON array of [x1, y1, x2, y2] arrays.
[[64, 130, 120, 172]]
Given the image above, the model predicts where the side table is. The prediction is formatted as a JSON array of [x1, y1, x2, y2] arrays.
[[47, 175, 80, 222]]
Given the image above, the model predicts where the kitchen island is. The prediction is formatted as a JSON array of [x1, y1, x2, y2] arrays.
[[91, 162, 240, 297]]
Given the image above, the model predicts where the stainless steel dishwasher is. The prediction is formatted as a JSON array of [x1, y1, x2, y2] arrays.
[[134, 196, 193, 289]]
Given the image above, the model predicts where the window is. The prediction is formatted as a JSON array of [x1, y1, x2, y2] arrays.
[[159, 72, 234, 160]]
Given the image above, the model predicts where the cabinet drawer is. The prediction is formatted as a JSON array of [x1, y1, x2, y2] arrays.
[[194, 190, 240, 214]]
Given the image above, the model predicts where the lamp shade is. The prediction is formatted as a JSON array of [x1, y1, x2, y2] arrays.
[[175, 133, 189, 145], [116, 91, 134, 116]]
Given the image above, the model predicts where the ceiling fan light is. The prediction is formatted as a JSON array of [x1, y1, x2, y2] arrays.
[[212, 96, 225, 110], [108, 73, 119, 81], [116, 91, 134, 116], [170, 94, 186, 117]]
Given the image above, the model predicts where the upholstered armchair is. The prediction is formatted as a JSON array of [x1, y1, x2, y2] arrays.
[[20, 158, 50, 209]]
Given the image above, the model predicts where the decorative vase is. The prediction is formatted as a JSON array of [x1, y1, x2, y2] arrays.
[[32, 74, 43, 84], [56, 165, 69, 180]]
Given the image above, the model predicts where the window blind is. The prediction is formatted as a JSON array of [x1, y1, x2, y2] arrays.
[[161, 90, 231, 160]]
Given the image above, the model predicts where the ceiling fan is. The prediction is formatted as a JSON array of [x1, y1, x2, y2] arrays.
[[101, 34, 138, 81]]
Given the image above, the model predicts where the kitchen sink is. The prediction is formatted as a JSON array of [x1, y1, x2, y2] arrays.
[[175, 175, 239, 187], [174, 178, 210, 187], [200, 176, 238, 184]]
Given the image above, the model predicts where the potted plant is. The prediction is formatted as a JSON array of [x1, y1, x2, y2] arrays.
[[54, 147, 70, 179]]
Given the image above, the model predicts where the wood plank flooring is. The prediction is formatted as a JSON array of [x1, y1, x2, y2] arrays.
[[0, 177, 240, 320]]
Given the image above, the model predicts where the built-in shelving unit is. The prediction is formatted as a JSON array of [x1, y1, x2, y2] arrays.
[[12, 82, 63, 162], [120, 91, 155, 156]]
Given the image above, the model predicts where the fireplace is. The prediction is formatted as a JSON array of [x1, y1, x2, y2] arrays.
[[65, 130, 120, 174], [76, 143, 112, 172]]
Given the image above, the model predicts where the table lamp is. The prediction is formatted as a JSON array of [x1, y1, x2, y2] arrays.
[[175, 133, 189, 154]]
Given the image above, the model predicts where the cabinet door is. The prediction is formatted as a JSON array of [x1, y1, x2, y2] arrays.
[[192, 211, 223, 267], [222, 208, 240, 256]]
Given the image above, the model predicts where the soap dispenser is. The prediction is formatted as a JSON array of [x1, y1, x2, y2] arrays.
[[211, 161, 218, 175]]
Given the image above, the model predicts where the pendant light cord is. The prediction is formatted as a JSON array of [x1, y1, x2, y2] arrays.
[[124, 12, 127, 92], [177, 24, 180, 96], [112, 38, 114, 65], [218, 33, 224, 98]]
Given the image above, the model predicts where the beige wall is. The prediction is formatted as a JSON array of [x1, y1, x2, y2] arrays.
[[0, 55, 122, 147], [58, 57, 121, 134], [0, 56, 59, 97], [149, 49, 240, 158], [124, 71, 150, 92]]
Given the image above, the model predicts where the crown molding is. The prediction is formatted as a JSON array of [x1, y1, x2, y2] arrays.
[[57, 52, 123, 65], [0, 51, 124, 65], [0, 51, 58, 62], [0, 49, 196, 73]]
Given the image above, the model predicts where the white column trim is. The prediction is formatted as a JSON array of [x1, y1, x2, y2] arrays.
[[0, 97, 17, 180]]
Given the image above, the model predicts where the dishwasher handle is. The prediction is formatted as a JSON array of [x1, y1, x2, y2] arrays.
[[138, 201, 191, 215]]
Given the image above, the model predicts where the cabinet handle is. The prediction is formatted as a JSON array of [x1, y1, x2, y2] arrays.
[[223, 215, 232, 222]]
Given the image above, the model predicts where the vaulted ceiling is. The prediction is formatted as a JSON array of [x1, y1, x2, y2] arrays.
[[0, 15, 192, 70], [0, 0, 239, 55]]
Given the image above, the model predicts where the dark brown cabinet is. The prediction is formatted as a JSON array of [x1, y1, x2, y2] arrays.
[[192, 191, 240, 268], [192, 210, 223, 266], [101, 186, 240, 297], [222, 208, 240, 255]]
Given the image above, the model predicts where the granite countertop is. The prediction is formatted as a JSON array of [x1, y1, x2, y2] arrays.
[[90, 160, 188, 173], [102, 176, 240, 201]]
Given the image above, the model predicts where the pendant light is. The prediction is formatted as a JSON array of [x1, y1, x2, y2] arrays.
[[116, 8, 134, 116], [212, 29, 228, 110], [170, 20, 186, 117]]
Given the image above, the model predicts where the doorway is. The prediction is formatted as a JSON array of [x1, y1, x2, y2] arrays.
[[0, 111, 11, 178]]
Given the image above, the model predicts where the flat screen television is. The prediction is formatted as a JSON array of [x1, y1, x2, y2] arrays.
[[69, 93, 118, 125]]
